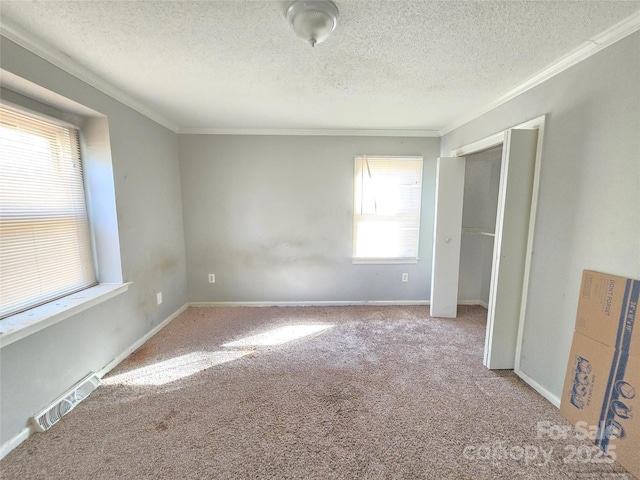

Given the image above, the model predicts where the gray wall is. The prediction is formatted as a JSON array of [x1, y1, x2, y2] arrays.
[[179, 135, 440, 303], [0, 38, 188, 444], [442, 32, 640, 399]]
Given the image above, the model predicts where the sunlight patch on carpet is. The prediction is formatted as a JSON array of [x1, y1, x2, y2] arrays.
[[104, 351, 254, 386], [222, 324, 334, 347]]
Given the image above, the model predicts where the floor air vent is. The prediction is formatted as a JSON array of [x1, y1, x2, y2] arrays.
[[30, 373, 101, 432]]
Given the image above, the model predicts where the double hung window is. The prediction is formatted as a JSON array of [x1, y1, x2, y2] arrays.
[[352, 155, 423, 263], [0, 104, 96, 318]]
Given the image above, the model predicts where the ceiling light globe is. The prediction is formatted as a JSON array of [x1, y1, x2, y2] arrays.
[[287, 0, 339, 47]]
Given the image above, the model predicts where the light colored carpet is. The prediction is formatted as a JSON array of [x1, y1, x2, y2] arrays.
[[1, 305, 635, 479]]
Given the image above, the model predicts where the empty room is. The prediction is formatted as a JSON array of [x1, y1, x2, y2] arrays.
[[1, 1, 639, 478]]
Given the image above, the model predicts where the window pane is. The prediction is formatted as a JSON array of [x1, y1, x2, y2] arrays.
[[353, 156, 423, 260], [0, 105, 97, 318]]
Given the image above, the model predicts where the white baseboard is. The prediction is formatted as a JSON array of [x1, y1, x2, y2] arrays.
[[0, 303, 188, 460], [458, 300, 489, 308], [189, 300, 431, 307], [97, 303, 188, 378], [515, 367, 561, 408], [0, 427, 30, 460]]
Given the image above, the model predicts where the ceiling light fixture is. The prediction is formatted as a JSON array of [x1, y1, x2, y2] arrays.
[[287, 0, 339, 47]]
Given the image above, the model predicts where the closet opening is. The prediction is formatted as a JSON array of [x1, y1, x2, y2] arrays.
[[458, 146, 502, 309], [432, 118, 545, 374]]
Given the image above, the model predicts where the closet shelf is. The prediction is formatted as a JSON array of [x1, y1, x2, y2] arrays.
[[461, 227, 495, 237]]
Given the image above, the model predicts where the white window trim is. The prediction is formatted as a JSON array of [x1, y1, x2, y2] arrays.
[[0, 283, 130, 348], [352, 258, 420, 265], [0, 81, 126, 349], [352, 155, 424, 264], [1, 102, 99, 318]]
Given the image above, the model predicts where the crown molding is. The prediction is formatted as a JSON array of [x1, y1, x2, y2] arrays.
[[439, 10, 640, 136], [0, 19, 179, 133], [178, 127, 440, 137], [0, 19, 437, 138], [3, 9, 638, 139]]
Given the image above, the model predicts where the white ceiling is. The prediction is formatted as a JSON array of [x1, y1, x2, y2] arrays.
[[1, 1, 639, 134]]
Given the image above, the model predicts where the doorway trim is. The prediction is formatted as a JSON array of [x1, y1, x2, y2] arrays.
[[449, 115, 559, 407]]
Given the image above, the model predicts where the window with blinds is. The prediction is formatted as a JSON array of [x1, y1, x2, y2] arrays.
[[353, 155, 423, 262], [0, 104, 96, 319]]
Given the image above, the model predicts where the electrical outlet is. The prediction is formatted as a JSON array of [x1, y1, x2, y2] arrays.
[[208, 273, 215, 283], [156, 292, 163, 305], [402, 273, 409, 283]]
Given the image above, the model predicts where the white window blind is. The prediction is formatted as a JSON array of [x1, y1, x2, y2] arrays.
[[353, 155, 423, 261], [0, 104, 96, 319]]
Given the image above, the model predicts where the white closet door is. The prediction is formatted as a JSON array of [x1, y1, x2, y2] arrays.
[[484, 129, 538, 369], [430, 157, 466, 318]]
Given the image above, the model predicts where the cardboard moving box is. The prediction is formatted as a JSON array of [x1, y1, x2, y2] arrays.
[[560, 270, 639, 479]]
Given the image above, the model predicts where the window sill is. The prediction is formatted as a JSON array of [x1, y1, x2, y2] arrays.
[[352, 258, 419, 265], [0, 283, 130, 349]]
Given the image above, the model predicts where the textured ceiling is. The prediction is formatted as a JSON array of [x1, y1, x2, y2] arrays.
[[1, 1, 639, 132]]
